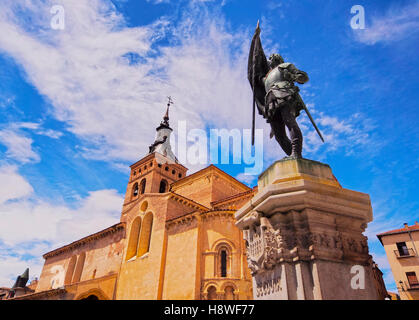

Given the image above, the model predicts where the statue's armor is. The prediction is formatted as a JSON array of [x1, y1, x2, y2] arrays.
[[263, 63, 300, 104], [262, 63, 302, 121], [261, 62, 307, 158], [264, 64, 290, 92]]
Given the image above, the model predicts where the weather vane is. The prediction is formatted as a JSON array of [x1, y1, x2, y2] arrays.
[[167, 96, 174, 107]]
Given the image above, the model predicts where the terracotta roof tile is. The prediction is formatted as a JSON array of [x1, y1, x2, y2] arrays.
[[377, 223, 419, 244], [377, 224, 419, 237]]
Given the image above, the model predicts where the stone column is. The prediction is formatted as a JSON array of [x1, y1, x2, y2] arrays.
[[235, 158, 379, 300]]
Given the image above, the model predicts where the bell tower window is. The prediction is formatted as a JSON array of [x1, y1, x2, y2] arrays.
[[159, 179, 168, 193], [132, 183, 139, 197], [140, 179, 146, 194]]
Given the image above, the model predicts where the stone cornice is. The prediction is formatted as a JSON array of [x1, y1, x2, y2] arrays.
[[200, 210, 236, 224], [130, 152, 187, 171], [43, 223, 125, 259], [201, 209, 235, 217], [211, 189, 255, 208], [10, 288, 66, 300], [169, 192, 209, 211], [129, 152, 155, 168], [166, 212, 199, 228], [122, 192, 169, 211], [171, 165, 250, 193], [377, 224, 419, 244], [236, 179, 372, 225], [166, 210, 236, 230], [66, 273, 118, 288]]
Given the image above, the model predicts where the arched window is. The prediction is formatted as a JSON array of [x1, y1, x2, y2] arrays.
[[140, 179, 146, 194], [224, 286, 235, 300], [64, 256, 77, 285], [215, 244, 232, 278], [220, 250, 227, 277], [159, 179, 168, 193], [132, 182, 139, 198], [126, 217, 141, 260], [138, 212, 153, 257], [72, 252, 86, 283], [207, 286, 217, 300]]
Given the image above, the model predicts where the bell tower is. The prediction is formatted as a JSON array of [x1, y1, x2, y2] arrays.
[[122, 98, 187, 206], [116, 98, 190, 300]]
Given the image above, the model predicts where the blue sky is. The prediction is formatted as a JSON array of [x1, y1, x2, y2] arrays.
[[0, 0, 418, 293]]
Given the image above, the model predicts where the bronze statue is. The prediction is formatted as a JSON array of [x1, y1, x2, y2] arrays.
[[248, 22, 324, 158]]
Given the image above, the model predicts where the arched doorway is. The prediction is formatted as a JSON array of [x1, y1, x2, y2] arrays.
[[76, 289, 109, 300], [80, 294, 99, 300]]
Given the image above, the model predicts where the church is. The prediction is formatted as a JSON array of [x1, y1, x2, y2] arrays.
[[8, 103, 254, 300]]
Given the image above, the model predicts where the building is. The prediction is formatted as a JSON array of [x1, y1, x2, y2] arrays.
[[8, 103, 253, 300], [371, 260, 389, 300], [1, 268, 35, 299], [377, 222, 419, 300]]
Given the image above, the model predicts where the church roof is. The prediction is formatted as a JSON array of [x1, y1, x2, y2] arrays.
[[377, 223, 419, 243], [129, 152, 187, 171], [211, 187, 257, 208], [172, 164, 251, 192], [168, 192, 210, 212], [43, 223, 125, 259]]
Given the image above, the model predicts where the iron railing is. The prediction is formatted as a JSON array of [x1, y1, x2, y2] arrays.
[[394, 248, 416, 258], [400, 280, 419, 291]]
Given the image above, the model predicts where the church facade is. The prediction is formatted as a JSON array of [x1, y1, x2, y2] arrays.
[[11, 106, 254, 300]]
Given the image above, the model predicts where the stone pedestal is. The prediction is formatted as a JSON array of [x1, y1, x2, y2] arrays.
[[235, 158, 379, 300]]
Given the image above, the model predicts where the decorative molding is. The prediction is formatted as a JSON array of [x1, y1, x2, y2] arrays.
[[200, 210, 236, 222], [43, 223, 125, 259], [9, 288, 66, 300], [243, 210, 371, 276], [169, 192, 209, 211], [211, 189, 255, 207], [166, 213, 199, 230], [171, 165, 250, 194]]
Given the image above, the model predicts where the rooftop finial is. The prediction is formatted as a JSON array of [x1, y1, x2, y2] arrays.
[[149, 96, 178, 162], [163, 96, 174, 126]]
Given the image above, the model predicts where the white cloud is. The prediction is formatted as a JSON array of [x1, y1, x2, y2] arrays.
[[0, 95, 16, 109], [296, 110, 382, 160], [235, 172, 257, 186], [0, 122, 63, 164], [0, 188, 123, 246], [354, 2, 419, 45], [0, 254, 43, 288], [0, 165, 33, 204], [0, 128, 40, 164], [0, 0, 377, 174], [0, 164, 123, 286], [9, 122, 63, 139], [0, 0, 252, 172], [146, 0, 170, 4]]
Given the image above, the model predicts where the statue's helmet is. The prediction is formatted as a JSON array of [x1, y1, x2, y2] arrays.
[[268, 53, 284, 68]]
